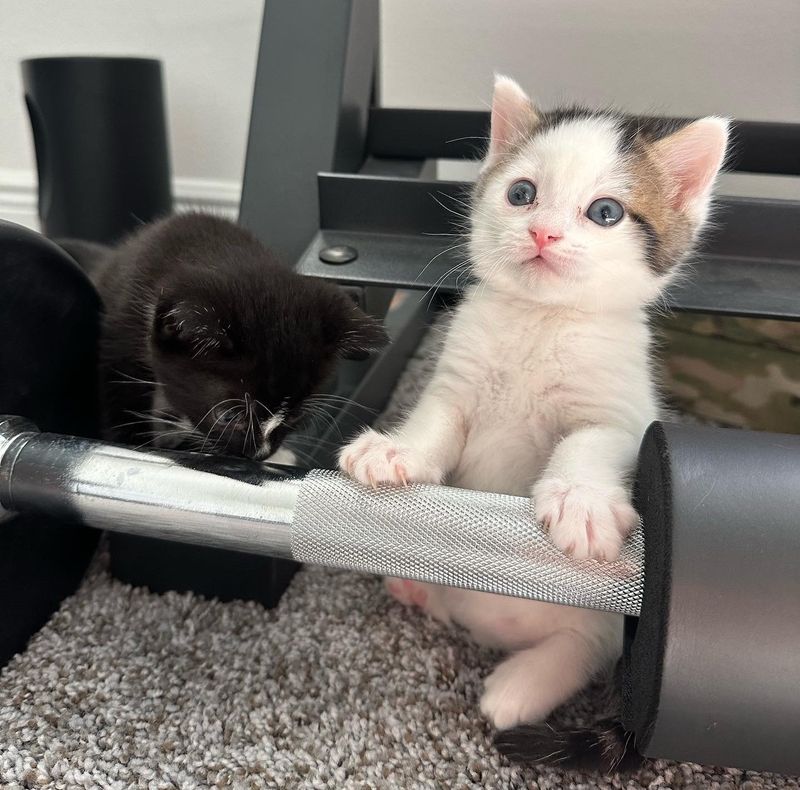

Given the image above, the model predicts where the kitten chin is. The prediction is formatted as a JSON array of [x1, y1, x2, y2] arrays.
[[58, 212, 388, 458]]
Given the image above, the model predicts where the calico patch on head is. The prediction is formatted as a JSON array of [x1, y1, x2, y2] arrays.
[[471, 76, 729, 310], [79, 213, 388, 459]]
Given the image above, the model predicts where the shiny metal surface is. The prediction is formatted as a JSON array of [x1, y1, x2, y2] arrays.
[[295, 470, 644, 615], [0, 416, 644, 613], [0, 420, 299, 558], [0, 416, 39, 522]]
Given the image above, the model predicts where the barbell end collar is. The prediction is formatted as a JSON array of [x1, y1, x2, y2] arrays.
[[0, 415, 40, 520]]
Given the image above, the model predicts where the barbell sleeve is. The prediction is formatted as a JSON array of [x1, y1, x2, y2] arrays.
[[0, 415, 644, 616]]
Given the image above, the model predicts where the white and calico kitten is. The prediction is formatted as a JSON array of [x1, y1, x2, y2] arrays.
[[340, 76, 729, 728]]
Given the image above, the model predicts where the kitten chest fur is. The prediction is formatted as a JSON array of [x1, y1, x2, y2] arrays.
[[437, 287, 658, 495]]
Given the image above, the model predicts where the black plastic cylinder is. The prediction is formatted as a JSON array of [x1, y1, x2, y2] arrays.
[[625, 421, 800, 775], [21, 56, 172, 244]]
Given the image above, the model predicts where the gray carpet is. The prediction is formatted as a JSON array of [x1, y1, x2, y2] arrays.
[[1, 323, 798, 789]]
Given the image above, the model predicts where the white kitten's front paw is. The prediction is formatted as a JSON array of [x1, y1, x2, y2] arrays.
[[532, 478, 637, 562], [338, 430, 443, 487]]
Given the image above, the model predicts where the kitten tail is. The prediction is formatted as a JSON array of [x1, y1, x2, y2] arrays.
[[494, 718, 646, 774]]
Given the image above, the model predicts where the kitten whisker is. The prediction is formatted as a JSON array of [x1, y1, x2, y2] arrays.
[[133, 427, 198, 451], [245, 396, 257, 455], [300, 406, 344, 439], [414, 240, 471, 285], [111, 416, 177, 431], [429, 192, 472, 226], [287, 434, 340, 450], [280, 444, 316, 467], [194, 398, 241, 432], [218, 408, 246, 454], [300, 404, 337, 427], [444, 134, 491, 145], [304, 394, 374, 412], [110, 370, 164, 387], [202, 402, 245, 451], [253, 398, 275, 420], [422, 259, 473, 303]]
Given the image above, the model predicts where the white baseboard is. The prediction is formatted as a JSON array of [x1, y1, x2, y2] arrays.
[[0, 169, 39, 230], [0, 168, 241, 233]]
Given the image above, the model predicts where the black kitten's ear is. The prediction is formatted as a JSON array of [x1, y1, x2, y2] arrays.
[[338, 303, 390, 361], [153, 300, 234, 357]]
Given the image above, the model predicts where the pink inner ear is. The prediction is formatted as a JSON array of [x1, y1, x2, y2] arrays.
[[486, 76, 537, 167], [654, 119, 729, 212]]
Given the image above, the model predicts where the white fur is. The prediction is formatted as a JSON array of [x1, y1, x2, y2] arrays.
[[339, 77, 727, 729], [262, 411, 285, 441], [266, 446, 297, 465], [253, 410, 286, 460]]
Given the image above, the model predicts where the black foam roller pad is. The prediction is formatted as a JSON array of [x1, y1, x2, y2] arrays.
[[0, 220, 102, 668], [625, 421, 800, 774]]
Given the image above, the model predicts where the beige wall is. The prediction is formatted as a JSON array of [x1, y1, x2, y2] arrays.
[[380, 0, 800, 121], [0, 0, 263, 184], [0, 0, 798, 228]]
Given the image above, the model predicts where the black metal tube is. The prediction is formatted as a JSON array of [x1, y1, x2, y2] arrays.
[[625, 422, 800, 775]]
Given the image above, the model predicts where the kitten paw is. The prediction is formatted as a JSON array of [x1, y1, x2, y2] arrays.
[[532, 478, 637, 562], [481, 656, 554, 728], [338, 430, 442, 487], [385, 577, 430, 608], [384, 577, 450, 623]]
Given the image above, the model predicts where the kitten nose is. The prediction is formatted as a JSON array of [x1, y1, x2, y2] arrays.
[[529, 227, 562, 247]]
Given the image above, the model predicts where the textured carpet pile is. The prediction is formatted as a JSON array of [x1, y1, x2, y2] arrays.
[[1, 325, 798, 788]]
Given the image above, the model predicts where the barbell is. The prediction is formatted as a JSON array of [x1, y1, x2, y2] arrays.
[[1, 414, 799, 774]]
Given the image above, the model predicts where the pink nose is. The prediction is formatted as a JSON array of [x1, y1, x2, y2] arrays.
[[529, 227, 562, 248]]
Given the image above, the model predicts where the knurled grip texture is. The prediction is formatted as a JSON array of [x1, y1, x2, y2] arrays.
[[292, 470, 644, 615]]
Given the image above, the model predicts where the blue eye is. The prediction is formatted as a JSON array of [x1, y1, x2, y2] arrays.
[[507, 179, 537, 206], [587, 198, 625, 227]]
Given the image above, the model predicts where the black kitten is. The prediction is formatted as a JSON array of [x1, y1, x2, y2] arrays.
[[58, 213, 388, 458]]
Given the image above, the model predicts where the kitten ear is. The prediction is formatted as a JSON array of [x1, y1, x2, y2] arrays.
[[336, 301, 389, 361], [153, 300, 234, 357], [484, 75, 539, 170], [649, 117, 730, 225]]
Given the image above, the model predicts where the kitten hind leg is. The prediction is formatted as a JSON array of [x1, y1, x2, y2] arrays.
[[384, 577, 451, 623], [480, 629, 603, 730]]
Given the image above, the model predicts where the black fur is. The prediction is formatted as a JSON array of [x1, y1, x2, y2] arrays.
[[626, 209, 664, 270], [495, 718, 645, 774], [58, 213, 388, 458], [538, 105, 611, 131], [494, 661, 647, 774], [537, 107, 691, 149], [618, 115, 692, 150]]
